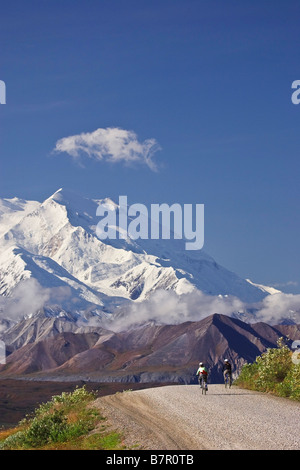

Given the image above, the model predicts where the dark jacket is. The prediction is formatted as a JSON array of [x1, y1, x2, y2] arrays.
[[222, 362, 232, 372]]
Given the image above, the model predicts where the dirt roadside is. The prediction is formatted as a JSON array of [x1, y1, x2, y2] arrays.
[[93, 390, 206, 450]]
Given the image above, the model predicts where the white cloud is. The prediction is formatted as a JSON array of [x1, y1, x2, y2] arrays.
[[105, 289, 300, 331], [0, 279, 50, 321], [272, 281, 298, 288], [53, 127, 161, 171], [0, 280, 72, 321], [105, 289, 245, 331], [255, 292, 300, 324], [1, 280, 299, 328]]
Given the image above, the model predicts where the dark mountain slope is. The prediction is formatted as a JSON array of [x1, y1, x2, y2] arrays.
[[1, 314, 298, 383]]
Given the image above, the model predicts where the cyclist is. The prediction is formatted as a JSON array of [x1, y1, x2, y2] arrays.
[[196, 362, 208, 391], [222, 359, 232, 387]]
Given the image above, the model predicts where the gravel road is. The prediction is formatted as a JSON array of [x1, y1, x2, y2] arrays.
[[93, 384, 300, 450]]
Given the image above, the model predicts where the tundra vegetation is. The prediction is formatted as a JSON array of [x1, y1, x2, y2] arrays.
[[235, 338, 300, 401], [0, 386, 125, 450]]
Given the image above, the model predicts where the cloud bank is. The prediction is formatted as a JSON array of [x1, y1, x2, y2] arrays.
[[0, 279, 72, 321], [0, 279, 50, 321], [1, 280, 299, 329], [254, 292, 300, 324], [53, 127, 161, 171], [106, 289, 246, 331], [106, 289, 300, 331]]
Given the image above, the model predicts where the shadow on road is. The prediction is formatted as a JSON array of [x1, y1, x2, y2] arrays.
[[210, 392, 261, 396]]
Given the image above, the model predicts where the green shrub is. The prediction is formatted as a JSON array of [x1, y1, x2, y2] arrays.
[[236, 338, 300, 401], [0, 430, 25, 450], [30, 385, 96, 419], [283, 363, 300, 400], [24, 409, 68, 447], [236, 362, 259, 390], [0, 386, 102, 449]]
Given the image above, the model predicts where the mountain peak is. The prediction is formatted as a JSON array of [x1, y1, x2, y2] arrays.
[[47, 187, 87, 206], [0, 188, 278, 326]]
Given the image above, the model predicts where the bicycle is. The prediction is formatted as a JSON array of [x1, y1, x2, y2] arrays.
[[224, 371, 232, 389], [198, 375, 208, 395]]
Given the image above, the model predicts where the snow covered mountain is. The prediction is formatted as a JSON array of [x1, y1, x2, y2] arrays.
[[0, 197, 40, 238], [0, 188, 273, 324]]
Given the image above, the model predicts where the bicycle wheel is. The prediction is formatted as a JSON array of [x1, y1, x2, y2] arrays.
[[224, 374, 228, 388], [224, 373, 231, 389]]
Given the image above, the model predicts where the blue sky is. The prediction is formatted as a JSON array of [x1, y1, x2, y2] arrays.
[[0, 0, 300, 293]]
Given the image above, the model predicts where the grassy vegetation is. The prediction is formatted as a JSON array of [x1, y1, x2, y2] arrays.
[[0, 385, 125, 450], [235, 338, 300, 401]]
